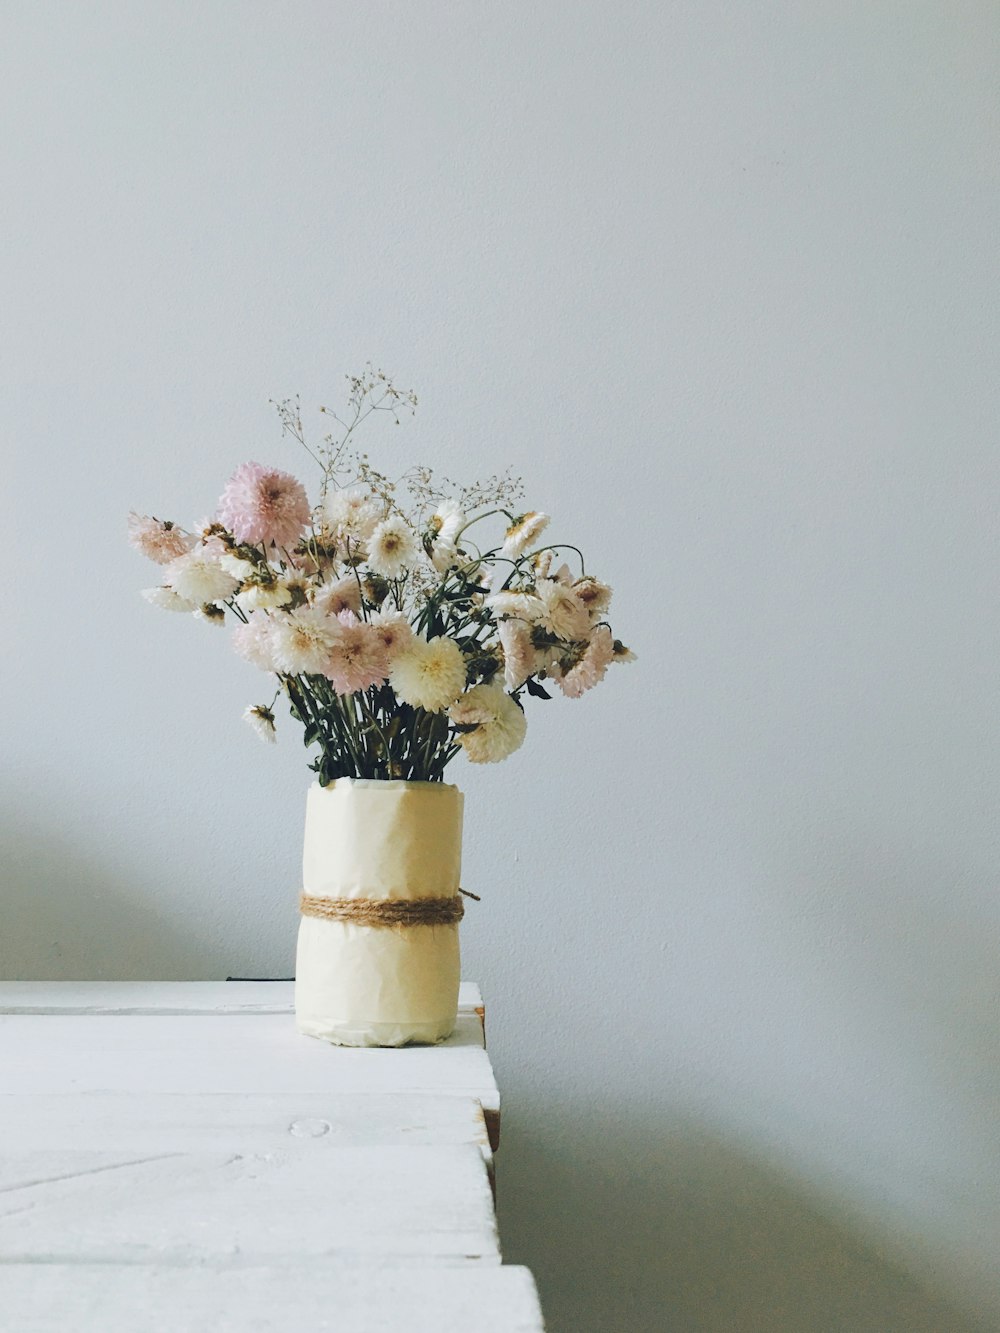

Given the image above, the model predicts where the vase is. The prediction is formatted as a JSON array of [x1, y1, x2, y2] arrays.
[[294, 778, 464, 1047]]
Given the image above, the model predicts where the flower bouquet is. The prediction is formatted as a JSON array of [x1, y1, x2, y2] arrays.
[[130, 369, 633, 1044]]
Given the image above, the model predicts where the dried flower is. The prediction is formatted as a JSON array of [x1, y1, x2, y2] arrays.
[[390, 636, 467, 712], [449, 684, 527, 763], [502, 511, 550, 559], [269, 606, 341, 676], [128, 513, 195, 564], [164, 549, 240, 606], [323, 611, 389, 695], [141, 586, 197, 613], [243, 704, 277, 743], [554, 625, 615, 698]]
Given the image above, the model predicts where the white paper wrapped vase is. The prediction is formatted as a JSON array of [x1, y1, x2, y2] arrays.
[[295, 779, 464, 1047]]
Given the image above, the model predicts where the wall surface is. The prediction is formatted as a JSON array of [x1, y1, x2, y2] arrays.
[[4, 4, 999, 1329]]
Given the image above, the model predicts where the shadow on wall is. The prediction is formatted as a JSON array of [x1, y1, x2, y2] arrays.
[[497, 1105, 987, 1333], [0, 818, 213, 980]]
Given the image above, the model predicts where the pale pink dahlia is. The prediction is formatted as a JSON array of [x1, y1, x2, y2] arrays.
[[217, 462, 311, 549], [127, 512, 195, 564], [323, 611, 389, 695], [232, 615, 280, 671]]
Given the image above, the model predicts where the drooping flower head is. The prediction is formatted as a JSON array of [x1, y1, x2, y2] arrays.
[[128, 513, 195, 565], [573, 575, 613, 619], [142, 586, 197, 613], [502, 511, 550, 560], [553, 625, 615, 699], [243, 704, 277, 743], [217, 462, 311, 550], [389, 635, 467, 712], [427, 502, 466, 573], [498, 618, 536, 690], [449, 683, 527, 764]]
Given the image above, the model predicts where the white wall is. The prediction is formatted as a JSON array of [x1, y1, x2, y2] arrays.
[[4, 4, 999, 1329]]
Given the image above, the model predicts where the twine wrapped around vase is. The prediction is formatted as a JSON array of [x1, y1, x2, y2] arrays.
[[294, 778, 464, 1047]]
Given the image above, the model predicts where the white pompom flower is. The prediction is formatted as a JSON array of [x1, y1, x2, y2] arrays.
[[323, 486, 380, 545], [269, 606, 341, 676], [389, 635, 467, 712], [368, 516, 420, 578], [449, 684, 527, 764]]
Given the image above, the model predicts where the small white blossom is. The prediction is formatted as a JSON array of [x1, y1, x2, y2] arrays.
[[243, 704, 277, 743]]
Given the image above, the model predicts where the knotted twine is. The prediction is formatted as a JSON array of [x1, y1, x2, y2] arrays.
[[299, 891, 468, 928]]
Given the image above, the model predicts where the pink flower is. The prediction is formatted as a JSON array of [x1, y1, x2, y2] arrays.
[[232, 615, 280, 671], [127, 512, 195, 564], [555, 626, 614, 699], [312, 574, 362, 618], [323, 610, 389, 695], [217, 462, 311, 550]]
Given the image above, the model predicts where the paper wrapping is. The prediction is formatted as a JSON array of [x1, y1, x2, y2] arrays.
[[294, 779, 464, 1047]]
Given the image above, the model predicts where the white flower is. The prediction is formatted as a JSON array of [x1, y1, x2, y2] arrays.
[[269, 606, 341, 676], [236, 577, 293, 612], [536, 578, 590, 641], [449, 684, 527, 764], [486, 589, 545, 621], [243, 704, 277, 743], [219, 553, 258, 581], [312, 574, 362, 617], [428, 503, 466, 572], [502, 511, 550, 559], [389, 635, 467, 712], [573, 575, 613, 619], [498, 618, 536, 690], [164, 549, 240, 606], [612, 640, 637, 664], [194, 604, 227, 628], [368, 516, 420, 578], [142, 586, 197, 613], [323, 486, 380, 544]]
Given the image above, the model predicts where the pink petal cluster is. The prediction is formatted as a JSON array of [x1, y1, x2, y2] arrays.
[[323, 610, 390, 695], [127, 512, 195, 564], [555, 626, 615, 699], [217, 462, 311, 550]]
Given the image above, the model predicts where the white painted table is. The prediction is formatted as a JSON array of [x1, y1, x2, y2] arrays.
[[0, 981, 544, 1332]]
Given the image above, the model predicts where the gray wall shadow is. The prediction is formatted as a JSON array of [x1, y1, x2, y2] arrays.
[[497, 1105, 989, 1333], [0, 819, 215, 979]]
